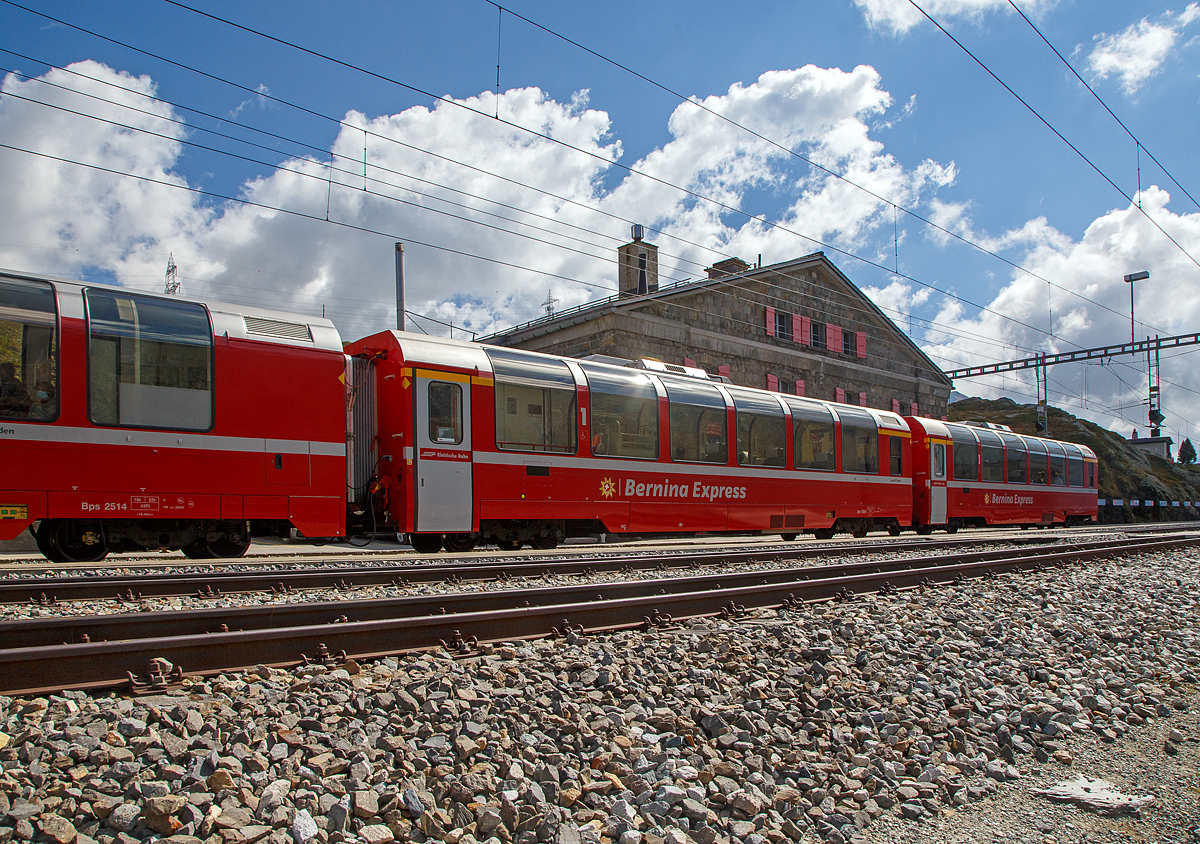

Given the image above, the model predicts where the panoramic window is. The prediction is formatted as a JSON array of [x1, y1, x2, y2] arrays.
[[1027, 438, 1048, 484], [487, 348, 577, 454], [1001, 433, 1027, 483], [428, 382, 463, 445], [786, 397, 835, 471], [1047, 441, 1067, 486], [581, 364, 658, 460], [0, 276, 58, 422], [1064, 443, 1084, 487], [838, 406, 879, 474], [978, 429, 1005, 482], [666, 378, 727, 463], [730, 387, 785, 467], [86, 289, 212, 430], [947, 424, 979, 482]]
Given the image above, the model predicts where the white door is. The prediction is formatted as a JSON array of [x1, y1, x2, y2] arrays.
[[414, 373, 473, 532], [930, 442, 948, 524]]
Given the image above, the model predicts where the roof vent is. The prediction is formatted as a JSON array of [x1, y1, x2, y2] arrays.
[[244, 315, 313, 342]]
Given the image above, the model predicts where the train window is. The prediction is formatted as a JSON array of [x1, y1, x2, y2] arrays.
[[1001, 433, 1026, 483], [85, 290, 212, 430], [0, 277, 58, 422], [1063, 444, 1084, 486], [730, 387, 785, 467], [580, 364, 658, 460], [665, 378, 727, 463], [947, 424, 979, 481], [1026, 438, 1048, 484], [487, 348, 577, 454], [889, 436, 903, 476], [1047, 442, 1067, 486], [427, 382, 463, 444], [838, 406, 878, 474], [785, 397, 835, 471], [1088, 462, 1096, 488], [977, 429, 1005, 482]]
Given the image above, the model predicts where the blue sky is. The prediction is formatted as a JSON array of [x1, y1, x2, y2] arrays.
[[1, 0, 1199, 440]]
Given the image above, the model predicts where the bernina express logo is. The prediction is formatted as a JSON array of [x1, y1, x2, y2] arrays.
[[600, 477, 747, 502], [985, 492, 1034, 506]]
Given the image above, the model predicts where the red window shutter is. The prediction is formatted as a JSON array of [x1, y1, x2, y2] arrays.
[[941, 415, 949, 421], [766, 373, 779, 392], [910, 402, 919, 416], [891, 398, 901, 413], [857, 332, 867, 359], [827, 324, 842, 353], [683, 357, 696, 368], [765, 306, 775, 336], [796, 379, 805, 397], [859, 392, 867, 407], [799, 316, 811, 346], [835, 387, 845, 403], [718, 365, 730, 378]]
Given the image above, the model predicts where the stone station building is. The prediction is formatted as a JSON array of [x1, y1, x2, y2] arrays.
[[480, 232, 952, 418]]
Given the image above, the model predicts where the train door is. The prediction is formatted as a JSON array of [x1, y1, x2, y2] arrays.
[[930, 441, 948, 524], [413, 371, 473, 532]]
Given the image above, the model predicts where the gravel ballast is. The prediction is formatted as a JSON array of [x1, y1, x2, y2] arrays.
[[1, 547, 1197, 844]]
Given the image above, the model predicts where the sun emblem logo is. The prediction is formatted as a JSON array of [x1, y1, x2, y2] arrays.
[[599, 478, 616, 498], [984, 493, 990, 504]]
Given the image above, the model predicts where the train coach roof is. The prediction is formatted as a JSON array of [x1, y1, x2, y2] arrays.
[[1, 269, 343, 352]]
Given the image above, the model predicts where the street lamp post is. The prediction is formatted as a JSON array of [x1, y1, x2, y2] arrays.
[[1124, 270, 1149, 345]]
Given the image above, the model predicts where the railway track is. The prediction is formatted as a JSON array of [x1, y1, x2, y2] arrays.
[[2, 532, 1195, 696], [0, 528, 1167, 604]]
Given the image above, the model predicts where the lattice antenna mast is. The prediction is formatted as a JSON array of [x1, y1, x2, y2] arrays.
[[542, 288, 559, 318], [164, 253, 180, 295]]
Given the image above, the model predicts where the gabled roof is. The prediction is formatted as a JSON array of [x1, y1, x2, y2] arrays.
[[479, 251, 951, 386]]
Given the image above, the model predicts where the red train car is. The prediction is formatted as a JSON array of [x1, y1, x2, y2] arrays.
[[344, 331, 914, 551], [0, 271, 347, 561], [2, 272, 1099, 561], [906, 416, 1098, 533]]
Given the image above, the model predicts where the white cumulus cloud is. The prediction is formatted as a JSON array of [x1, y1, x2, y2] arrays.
[[854, 0, 1058, 35], [1088, 3, 1200, 94]]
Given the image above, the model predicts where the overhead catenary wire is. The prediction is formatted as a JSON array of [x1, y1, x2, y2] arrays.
[[1006, 0, 1200, 213], [0, 60, 1064, 364], [0, 0, 1180, 388], [907, 0, 1200, 275]]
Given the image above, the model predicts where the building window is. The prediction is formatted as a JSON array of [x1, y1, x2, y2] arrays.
[[811, 321, 825, 349], [775, 311, 792, 342], [843, 330, 856, 356]]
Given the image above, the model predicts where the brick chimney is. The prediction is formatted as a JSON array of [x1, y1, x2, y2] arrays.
[[706, 257, 750, 279], [618, 225, 659, 297]]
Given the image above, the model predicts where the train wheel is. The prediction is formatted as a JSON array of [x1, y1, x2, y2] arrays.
[[529, 534, 559, 550], [779, 533, 798, 542], [182, 538, 215, 559], [409, 534, 444, 554], [443, 534, 478, 553], [944, 523, 959, 534], [813, 528, 835, 540], [851, 522, 868, 539], [887, 524, 901, 537], [496, 538, 523, 551], [916, 524, 933, 536], [208, 535, 251, 558], [37, 519, 107, 563]]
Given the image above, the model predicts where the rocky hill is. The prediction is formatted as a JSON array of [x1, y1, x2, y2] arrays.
[[948, 397, 1200, 504]]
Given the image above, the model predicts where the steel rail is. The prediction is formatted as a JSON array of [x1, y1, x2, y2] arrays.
[[0, 534, 1081, 604], [2, 534, 1196, 696], [3, 535, 1167, 649]]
